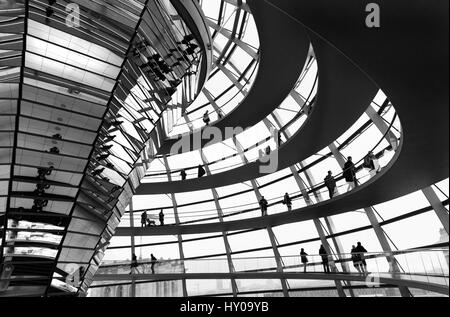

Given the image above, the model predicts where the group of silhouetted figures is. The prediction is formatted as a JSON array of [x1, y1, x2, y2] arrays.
[[258, 192, 292, 216], [300, 242, 368, 274], [130, 253, 158, 274], [325, 152, 380, 198], [179, 164, 206, 180], [256, 153, 381, 216], [141, 210, 164, 227]]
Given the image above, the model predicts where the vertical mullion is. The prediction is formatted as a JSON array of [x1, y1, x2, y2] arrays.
[[162, 155, 187, 296], [129, 199, 136, 297], [199, 150, 238, 296], [268, 114, 349, 296], [232, 136, 289, 297]]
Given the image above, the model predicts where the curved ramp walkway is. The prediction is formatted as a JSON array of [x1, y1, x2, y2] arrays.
[[93, 272, 449, 296], [157, 0, 310, 154]]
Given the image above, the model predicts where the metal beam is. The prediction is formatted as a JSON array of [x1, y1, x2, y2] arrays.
[[365, 104, 399, 150], [422, 186, 449, 234]]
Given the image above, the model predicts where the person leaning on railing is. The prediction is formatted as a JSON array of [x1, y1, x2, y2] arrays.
[[354, 242, 368, 273], [363, 151, 381, 177], [282, 192, 292, 211], [351, 245, 363, 273], [319, 245, 331, 273], [300, 248, 309, 273], [141, 211, 147, 227], [324, 171, 337, 199], [259, 196, 268, 216]]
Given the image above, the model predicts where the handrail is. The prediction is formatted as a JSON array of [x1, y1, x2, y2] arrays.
[[103, 203, 449, 250], [126, 114, 388, 215], [97, 247, 449, 268], [126, 142, 393, 224], [125, 115, 399, 224]]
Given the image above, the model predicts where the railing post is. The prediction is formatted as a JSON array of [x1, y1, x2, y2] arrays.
[[200, 150, 239, 296], [129, 199, 136, 297]]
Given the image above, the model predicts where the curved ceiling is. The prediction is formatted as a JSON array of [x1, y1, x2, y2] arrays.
[[157, 0, 310, 154], [135, 0, 449, 211]]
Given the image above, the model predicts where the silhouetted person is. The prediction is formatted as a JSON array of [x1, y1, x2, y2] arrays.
[[354, 242, 368, 273], [130, 253, 140, 274], [36, 182, 50, 194], [107, 135, 116, 143], [46, 7, 54, 20], [101, 144, 113, 151], [48, 146, 59, 154], [343, 156, 357, 191], [319, 245, 330, 273], [259, 196, 268, 216], [150, 254, 157, 274], [283, 192, 292, 211], [324, 171, 337, 199], [141, 211, 147, 227], [198, 165, 206, 178], [351, 245, 362, 273], [203, 110, 210, 126], [38, 166, 53, 180], [265, 146, 271, 155], [96, 153, 110, 161], [300, 248, 308, 273], [52, 133, 62, 140], [159, 209, 164, 226], [363, 151, 380, 177], [180, 169, 187, 180], [92, 168, 104, 177], [110, 120, 123, 127], [32, 198, 48, 212]]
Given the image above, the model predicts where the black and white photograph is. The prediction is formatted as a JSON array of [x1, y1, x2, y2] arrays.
[[0, 0, 448, 307]]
